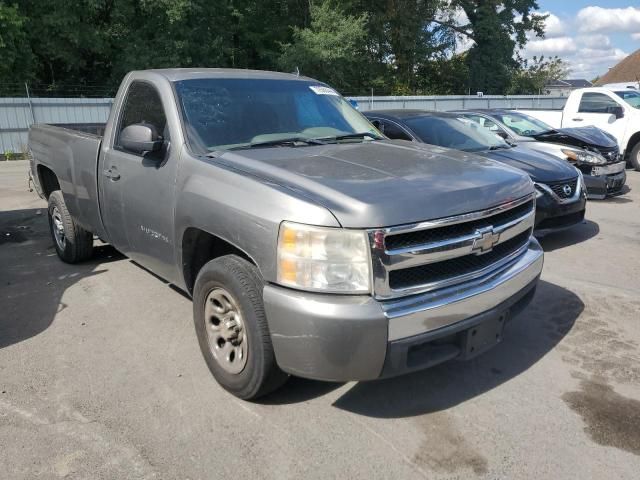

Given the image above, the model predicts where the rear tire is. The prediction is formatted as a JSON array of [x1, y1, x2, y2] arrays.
[[629, 143, 640, 171], [47, 190, 94, 263], [193, 255, 288, 400]]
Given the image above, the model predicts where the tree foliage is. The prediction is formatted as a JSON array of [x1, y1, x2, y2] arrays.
[[1, 0, 561, 96], [0, 2, 32, 84], [509, 55, 570, 94]]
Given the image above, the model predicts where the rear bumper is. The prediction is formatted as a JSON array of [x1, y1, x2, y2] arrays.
[[263, 238, 543, 382]]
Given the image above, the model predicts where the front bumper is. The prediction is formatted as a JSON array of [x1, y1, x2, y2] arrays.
[[263, 239, 543, 382], [534, 191, 586, 235], [584, 170, 626, 199]]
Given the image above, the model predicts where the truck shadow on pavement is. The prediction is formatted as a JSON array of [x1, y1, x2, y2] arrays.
[[0, 208, 123, 350], [537, 219, 599, 252], [264, 280, 583, 417]]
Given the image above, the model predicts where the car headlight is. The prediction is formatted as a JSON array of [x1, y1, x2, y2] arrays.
[[561, 148, 606, 165], [575, 167, 586, 194], [277, 221, 371, 293]]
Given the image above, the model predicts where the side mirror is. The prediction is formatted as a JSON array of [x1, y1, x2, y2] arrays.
[[611, 106, 625, 119], [371, 120, 385, 133], [496, 130, 510, 139], [120, 124, 164, 155]]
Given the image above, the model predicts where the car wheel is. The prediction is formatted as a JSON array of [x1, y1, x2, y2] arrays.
[[193, 255, 288, 400], [629, 143, 640, 171], [47, 190, 94, 263]]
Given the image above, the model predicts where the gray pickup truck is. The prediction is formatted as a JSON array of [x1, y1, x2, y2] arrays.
[[29, 69, 544, 399]]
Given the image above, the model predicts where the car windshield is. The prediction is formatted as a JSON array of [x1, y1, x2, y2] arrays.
[[614, 90, 640, 109], [173, 78, 380, 153], [404, 115, 510, 151], [490, 111, 553, 136]]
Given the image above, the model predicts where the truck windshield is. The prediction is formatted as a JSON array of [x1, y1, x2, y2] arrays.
[[614, 90, 640, 109], [173, 78, 380, 153], [489, 111, 553, 136], [404, 115, 510, 152]]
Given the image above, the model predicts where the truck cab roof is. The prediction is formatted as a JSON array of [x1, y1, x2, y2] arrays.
[[132, 68, 314, 83]]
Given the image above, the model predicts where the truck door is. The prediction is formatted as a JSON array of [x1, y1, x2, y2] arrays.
[[100, 80, 179, 280], [564, 92, 628, 150]]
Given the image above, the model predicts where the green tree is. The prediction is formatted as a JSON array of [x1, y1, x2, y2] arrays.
[[509, 55, 570, 94], [278, 2, 369, 93], [0, 2, 32, 85], [341, 0, 456, 94], [438, 0, 546, 94]]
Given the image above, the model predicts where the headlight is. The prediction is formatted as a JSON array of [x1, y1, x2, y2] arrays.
[[575, 167, 586, 193], [561, 148, 606, 165], [277, 221, 371, 293]]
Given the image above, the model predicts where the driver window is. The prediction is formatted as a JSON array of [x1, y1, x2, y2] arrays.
[[466, 115, 499, 131], [381, 121, 413, 141], [578, 93, 620, 114], [116, 81, 168, 151]]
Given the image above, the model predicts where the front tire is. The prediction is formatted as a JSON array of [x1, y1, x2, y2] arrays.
[[47, 190, 94, 263], [629, 143, 640, 171], [193, 255, 288, 400]]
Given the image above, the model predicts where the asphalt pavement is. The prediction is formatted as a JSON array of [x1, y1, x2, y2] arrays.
[[1, 160, 639, 479]]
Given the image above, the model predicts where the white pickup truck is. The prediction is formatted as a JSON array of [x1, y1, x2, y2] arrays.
[[520, 87, 640, 170]]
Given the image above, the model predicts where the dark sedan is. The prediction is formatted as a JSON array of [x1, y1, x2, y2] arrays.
[[451, 109, 626, 199], [364, 109, 587, 234]]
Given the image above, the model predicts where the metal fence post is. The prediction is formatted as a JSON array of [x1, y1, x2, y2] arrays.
[[24, 82, 36, 125]]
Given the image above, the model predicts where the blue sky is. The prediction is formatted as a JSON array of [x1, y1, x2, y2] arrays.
[[525, 1, 640, 79]]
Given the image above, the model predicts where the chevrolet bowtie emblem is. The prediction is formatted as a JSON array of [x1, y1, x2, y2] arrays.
[[472, 227, 500, 254]]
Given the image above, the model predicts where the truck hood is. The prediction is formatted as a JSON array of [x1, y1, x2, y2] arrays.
[[532, 126, 618, 149], [478, 145, 578, 183], [218, 140, 533, 228]]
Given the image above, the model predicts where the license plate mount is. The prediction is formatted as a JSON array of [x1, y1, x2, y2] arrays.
[[459, 311, 508, 360]]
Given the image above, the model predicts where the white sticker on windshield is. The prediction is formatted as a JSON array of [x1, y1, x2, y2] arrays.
[[310, 85, 339, 96]]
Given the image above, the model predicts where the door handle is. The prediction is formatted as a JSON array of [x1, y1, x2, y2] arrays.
[[572, 118, 583, 122], [103, 168, 120, 181]]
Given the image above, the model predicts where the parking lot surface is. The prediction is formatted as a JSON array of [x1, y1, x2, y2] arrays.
[[1, 160, 639, 479]]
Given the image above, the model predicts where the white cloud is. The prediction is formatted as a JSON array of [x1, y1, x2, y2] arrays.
[[518, 9, 633, 80], [525, 37, 577, 55], [577, 6, 640, 33], [542, 13, 566, 38], [577, 34, 611, 50]]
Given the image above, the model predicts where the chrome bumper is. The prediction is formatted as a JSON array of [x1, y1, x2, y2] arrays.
[[383, 238, 544, 341]]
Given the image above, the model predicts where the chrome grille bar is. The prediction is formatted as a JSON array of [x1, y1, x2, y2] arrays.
[[369, 193, 536, 300]]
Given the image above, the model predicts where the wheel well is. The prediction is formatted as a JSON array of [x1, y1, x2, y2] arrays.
[[37, 165, 60, 199], [182, 228, 256, 295], [626, 132, 640, 158]]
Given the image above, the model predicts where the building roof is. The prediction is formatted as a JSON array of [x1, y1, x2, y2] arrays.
[[595, 49, 640, 85], [545, 79, 592, 88]]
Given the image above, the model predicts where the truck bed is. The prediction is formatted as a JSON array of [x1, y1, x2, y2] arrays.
[[29, 123, 106, 238]]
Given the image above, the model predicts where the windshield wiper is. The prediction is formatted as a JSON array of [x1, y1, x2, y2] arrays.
[[210, 137, 327, 154], [318, 132, 383, 142]]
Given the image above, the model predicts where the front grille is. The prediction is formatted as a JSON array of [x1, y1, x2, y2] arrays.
[[372, 194, 536, 298], [545, 179, 578, 199], [385, 199, 534, 251], [595, 146, 620, 163], [389, 230, 531, 290]]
